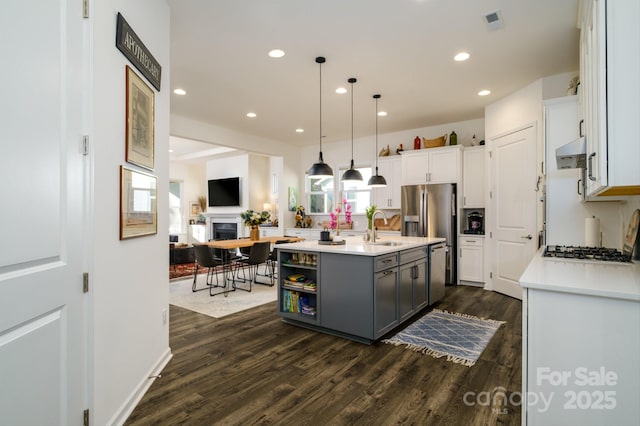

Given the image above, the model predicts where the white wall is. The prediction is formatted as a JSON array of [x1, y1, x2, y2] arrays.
[[171, 115, 301, 227], [92, 2, 170, 424], [170, 161, 206, 241], [248, 155, 270, 212]]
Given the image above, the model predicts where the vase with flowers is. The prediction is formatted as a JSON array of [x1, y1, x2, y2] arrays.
[[364, 205, 377, 242], [329, 199, 352, 236], [240, 209, 271, 240]]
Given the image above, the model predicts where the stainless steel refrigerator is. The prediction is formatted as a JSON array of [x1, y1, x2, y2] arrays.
[[401, 184, 457, 285]]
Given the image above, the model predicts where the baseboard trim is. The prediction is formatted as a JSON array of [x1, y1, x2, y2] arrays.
[[108, 347, 173, 426]]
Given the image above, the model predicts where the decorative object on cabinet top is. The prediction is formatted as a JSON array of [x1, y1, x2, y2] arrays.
[[423, 134, 447, 148]]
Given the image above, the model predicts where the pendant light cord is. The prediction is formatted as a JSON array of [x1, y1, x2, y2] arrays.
[[351, 80, 354, 160], [319, 59, 323, 154], [375, 95, 379, 171]]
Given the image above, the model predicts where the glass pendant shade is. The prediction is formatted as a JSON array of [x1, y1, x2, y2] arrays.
[[308, 57, 333, 178], [369, 94, 387, 188]]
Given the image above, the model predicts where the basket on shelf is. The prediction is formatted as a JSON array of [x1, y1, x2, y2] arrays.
[[423, 134, 447, 148]]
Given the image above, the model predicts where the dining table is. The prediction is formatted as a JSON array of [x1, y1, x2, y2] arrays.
[[199, 235, 304, 250], [193, 236, 304, 291]]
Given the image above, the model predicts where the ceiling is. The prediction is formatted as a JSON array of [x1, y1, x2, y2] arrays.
[[167, 0, 580, 159]]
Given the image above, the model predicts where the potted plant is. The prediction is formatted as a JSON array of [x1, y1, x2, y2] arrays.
[[329, 199, 352, 236], [197, 196, 207, 224], [240, 209, 271, 240], [365, 205, 377, 241]]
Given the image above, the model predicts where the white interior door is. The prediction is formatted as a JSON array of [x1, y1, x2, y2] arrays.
[[0, 1, 87, 424], [489, 125, 538, 300]]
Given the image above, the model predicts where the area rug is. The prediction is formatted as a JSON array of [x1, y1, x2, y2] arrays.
[[170, 262, 203, 280], [169, 274, 277, 318], [383, 309, 505, 367]]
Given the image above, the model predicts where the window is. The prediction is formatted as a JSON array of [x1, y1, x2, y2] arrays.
[[169, 181, 182, 234], [307, 175, 334, 214], [338, 166, 372, 214]]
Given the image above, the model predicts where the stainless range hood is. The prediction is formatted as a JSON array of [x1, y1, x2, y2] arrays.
[[555, 136, 586, 169]]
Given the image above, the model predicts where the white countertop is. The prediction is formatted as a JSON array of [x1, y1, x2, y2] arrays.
[[520, 248, 640, 301], [276, 235, 446, 256]]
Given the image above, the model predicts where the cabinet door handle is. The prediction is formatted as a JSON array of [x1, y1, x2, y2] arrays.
[[521, 234, 533, 240], [577, 178, 582, 196], [382, 270, 393, 276], [588, 152, 597, 181], [579, 119, 584, 137]]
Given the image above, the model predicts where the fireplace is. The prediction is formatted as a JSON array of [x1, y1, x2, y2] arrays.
[[212, 222, 237, 240]]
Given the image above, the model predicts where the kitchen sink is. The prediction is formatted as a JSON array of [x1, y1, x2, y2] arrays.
[[368, 241, 404, 246]]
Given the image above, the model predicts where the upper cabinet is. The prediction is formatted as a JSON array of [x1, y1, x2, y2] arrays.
[[581, 0, 640, 196], [462, 147, 485, 208], [401, 145, 462, 186], [373, 156, 402, 209]]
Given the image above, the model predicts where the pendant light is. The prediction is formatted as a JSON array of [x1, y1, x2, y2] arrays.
[[368, 94, 387, 187], [308, 57, 334, 178], [342, 78, 363, 182]]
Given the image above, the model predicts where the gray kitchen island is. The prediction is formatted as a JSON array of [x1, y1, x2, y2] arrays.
[[276, 236, 446, 344]]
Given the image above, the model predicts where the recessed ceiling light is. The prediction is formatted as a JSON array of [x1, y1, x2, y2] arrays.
[[454, 52, 470, 61], [377, 111, 387, 117], [268, 49, 285, 58], [246, 112, 257, 118], [478, 89, 491, 96], [336, 87, 347, 94], [296, 128, 304, 133], [173, 88, 186, 95], [168, 149, 174, 153]]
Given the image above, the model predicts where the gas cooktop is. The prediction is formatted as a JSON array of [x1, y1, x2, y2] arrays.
[[543, 245, 632, 263]]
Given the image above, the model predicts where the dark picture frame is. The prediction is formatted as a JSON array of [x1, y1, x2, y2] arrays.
[[126, 66, 155, 170], [120, 166, 157, 239]]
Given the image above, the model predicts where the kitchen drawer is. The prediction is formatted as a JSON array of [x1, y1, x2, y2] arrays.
[[399, 247, 428, 265], [459, 236, 483, 246], [375, 253, 398, 272]]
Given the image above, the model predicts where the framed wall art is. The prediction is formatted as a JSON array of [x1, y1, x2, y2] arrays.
[[288, 187, 298, 211], [126, 65, 155, 170], [190, 201, 201, 217], [120, 166, 157, 239]]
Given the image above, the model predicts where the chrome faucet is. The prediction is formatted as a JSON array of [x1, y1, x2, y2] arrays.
[[371, 210, 388, 242]]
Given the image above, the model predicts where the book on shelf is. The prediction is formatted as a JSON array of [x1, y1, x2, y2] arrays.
[[282, 290, 316, 316]]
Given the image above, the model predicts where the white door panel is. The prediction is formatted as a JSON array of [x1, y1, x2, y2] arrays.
[[490, 125, 538, 300], [0, 0, 86, 424]]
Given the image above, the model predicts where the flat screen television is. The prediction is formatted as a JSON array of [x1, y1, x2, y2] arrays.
[[208, 177, 241, 207]]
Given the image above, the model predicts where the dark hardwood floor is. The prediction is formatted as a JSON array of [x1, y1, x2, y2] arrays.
[[126, 285, 522, 425]]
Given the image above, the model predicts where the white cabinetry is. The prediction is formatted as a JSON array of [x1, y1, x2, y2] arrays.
[[401, 146, 461, 185], [458, 236, 483, 284], [581, 0, 640, 196], [522, 288, 639, 425], [260, 227, 282, 238], [284, 228, 321, 240], [373, 156, 401, 209], [462, 147, 485, 208]]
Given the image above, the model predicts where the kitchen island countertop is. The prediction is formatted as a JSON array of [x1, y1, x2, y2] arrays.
[[276, 235, 446, 256], [520, 248, 640, 301]]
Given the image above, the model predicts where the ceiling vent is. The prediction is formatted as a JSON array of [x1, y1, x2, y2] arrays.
[[483, 9, 504, 31]]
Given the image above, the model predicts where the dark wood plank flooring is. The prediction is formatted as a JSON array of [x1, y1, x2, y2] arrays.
[[126, 285, 522, 425]]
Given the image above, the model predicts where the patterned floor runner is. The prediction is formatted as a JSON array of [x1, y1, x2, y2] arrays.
[[383, 309, 505, 367]]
